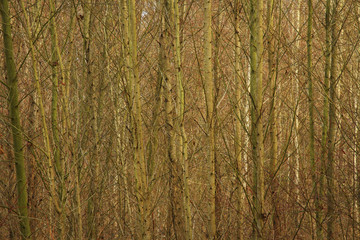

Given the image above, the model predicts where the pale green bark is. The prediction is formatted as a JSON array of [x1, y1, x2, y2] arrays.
[[0, 0, 32, 238], [292, 0, 301, 227], [48, 1, 67, 238], [249, 0, 264, 238], [49, 1, 61, 183], [204, 0, 216, 238], [158, 0, 186, 238], [173, 0, 192, 238], [234, 1, 243, 239], [128, 0, 150, 238]]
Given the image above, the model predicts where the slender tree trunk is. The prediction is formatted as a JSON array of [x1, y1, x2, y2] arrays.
[[213, 1, 222, 237], [204, 0, 216, 238], [49, 0, 61, 182], [120, 0, 135, 236], [173, 0, 192, 238], [81, 1, 100, 239], [292, 0, 301, 227], [234, 1, 244, 239], [356, 4, 360, 236], [158, 0, 185, 238], [48, 0, 66, 238], [249, 0, 264, 238], [0, 0, 32, 238], [327, 1, 339, 238], [128, 0, 150, 238], [267, 0, 280, 238], [119, 0, 133, 236], [318, 0, 332, 237], [307, 1, 319, 239], [355, 93, 359, 238], [63, 5, 82, 239]]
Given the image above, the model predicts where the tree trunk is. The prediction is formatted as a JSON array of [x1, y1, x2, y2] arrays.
[[173, 1, 192, 238], [327, 0, 339, 238], [234, 0, 244, 239], [292, 0, 301, 228], [267, 0, 280, 238], [128, 0, 150, 238], [249, 0, 264, 238], [204, 0, 216, 238], [307, 0, 318, 239], [49, 0, 66, 238], [0, 0, 32, 238], [81, 1, 100, 239], [319, 0, 332, 237], [213, 1, 222, 237]]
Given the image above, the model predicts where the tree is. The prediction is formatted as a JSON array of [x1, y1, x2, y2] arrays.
[[173, 0, 192, 238], [326, 0, 339, 238], [233, 0, 244, 239], [158, 0, 185, 238], [307, 0, 319, 239], [267, 0, 280, 237], [249, 0, 264, 238], [128, 0, 150, 238], [203, 0, 216, 238], [0, 0, 32, 238]]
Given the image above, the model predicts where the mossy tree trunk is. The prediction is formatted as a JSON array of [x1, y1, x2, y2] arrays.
[[0, 0, 32, 238]]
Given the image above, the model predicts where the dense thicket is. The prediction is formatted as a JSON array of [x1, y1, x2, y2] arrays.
[[0, 0, 359, 239]]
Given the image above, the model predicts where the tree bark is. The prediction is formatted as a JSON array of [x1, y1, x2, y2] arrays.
[[173, 0, 192, 238], [327, 0, 339, 238], [48, 0, 66, 238], [267, 0, 280, 238], [128, 0, 150, 238], [234, 1, 244, 239], [307, 0, 319, 239], [0, 0, 32, 238], [249, 0, 264, 238], [204, 0, 216, 238]]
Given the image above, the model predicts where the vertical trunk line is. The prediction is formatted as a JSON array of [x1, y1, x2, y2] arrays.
[[0, 0, 32, 238], [204, 0, 216, 238]]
